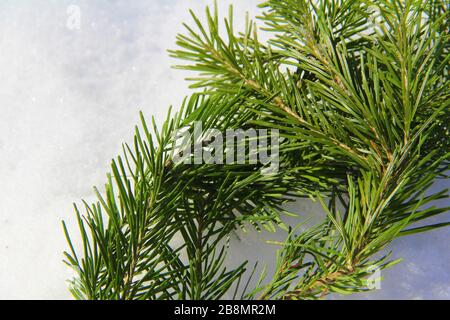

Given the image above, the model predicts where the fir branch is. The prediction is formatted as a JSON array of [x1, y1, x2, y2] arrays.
[[63, 0, 449, 300]]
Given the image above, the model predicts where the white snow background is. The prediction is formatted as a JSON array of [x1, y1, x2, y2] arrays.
[[0, 0, 448, 300]]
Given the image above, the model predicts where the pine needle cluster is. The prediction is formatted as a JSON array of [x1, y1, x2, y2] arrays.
[[63, 0, 449, 300]]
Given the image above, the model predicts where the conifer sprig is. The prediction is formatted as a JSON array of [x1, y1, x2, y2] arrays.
[[63, 0, 449, 300]]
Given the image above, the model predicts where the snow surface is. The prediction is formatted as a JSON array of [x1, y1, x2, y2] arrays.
[[0, 0, 448, 299]]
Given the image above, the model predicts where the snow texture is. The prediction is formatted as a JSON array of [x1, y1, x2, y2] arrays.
[[0, 0, 448, 299]]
